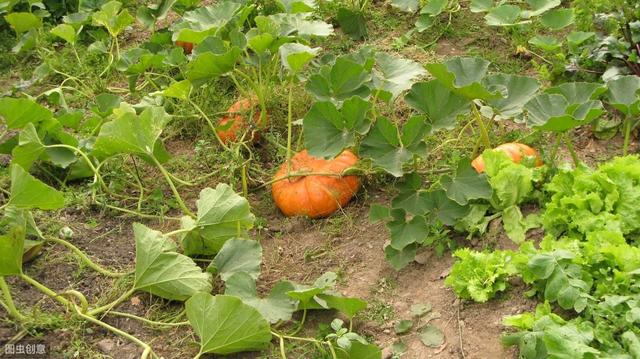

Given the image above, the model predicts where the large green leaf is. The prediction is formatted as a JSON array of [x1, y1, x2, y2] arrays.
[[525, 92, 603, 132], [170, 1, 245, 43], [269, 13, 333, 37], [9, 165, 65, 210], [485, 5, 525, 26], [391, 173, 430, 215], [384, 244, 418, 271], [441, 158, 492, 205], [181, 184, 255, 256], [539, 8, 574, 30], [11, 123, 44, 170], [276, 0, 316, 13], [336, 7, 367, 40], [279, 43, 320, 73], [306, 57, 372, 103], [387, 209, 428, 250], [0, 97, 53, 129], [208, 238, 262, 281], [484, 74, 540, 120], [426, 57, 503, 100], [360, 117, 428, 177], [133, 223, 212, 301], [605, 75, 640, 117], [93, 106, 170, 158], [4, 12, 41, 33], [186, 293, 272, 355], [303, 96, 371, 158], [91, 1, 134, 37], [390, 0, 419, 12], [373, 53, 426, 100], [502, 205, 540, 243], [286, 272, 336, 310], [522, 0, 561, 18], [225, 272, 298, 323], [160, 79, 192, 101], [424, 189, 469, 225], [186, 47, 242, 84], [0, 210, 26, 276], [528, 35, 562, 51], [136, 0, 176, 29], [405, 80, 470, 130], [51, 24, 78, 44], [319, 294, 367, 319], [546, 82, 606, 105]]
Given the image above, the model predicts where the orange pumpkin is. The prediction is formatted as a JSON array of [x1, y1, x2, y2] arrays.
[[217, 98, 268, 144], [471, 143, 542, 173], [272, 150, 360, 218], [175, 41, 194, 54]]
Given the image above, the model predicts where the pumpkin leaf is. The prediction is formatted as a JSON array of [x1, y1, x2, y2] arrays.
[[91, 1, 134, 37], [4, 12, 42, 34], [279, 42, 320, 73], [426, 57, 503, 100], [186, 293, 272, 356], [160, 79, 192, 101], [421, 0, 448, 15], [528, 35, 562, 51], [605, 75, 640, 117], [387, 209, 428, 250], [208, 238, 262, 281], [11, 123, 45, 170], [133, 223, 212, 301], [51, 23, 78, 44], [303, 96, 372, 159], [360, 116, 428, 177], [268, 13, 333, 37], [419, 325, 445, 347], [306, 57, 372, 104], [395, 320, 413, 334], [539, 8, 574, 30], [170, 1, 245, 43], [136, 0, 176, 29], [186, 47, 242, 84], [485, 5, 525, 26], [9, 164, 65, 210], [405, 80, 470, 131], [390, 0, 419, 12], [225, 272, 298, 323], [0, 97, 53, 129], [93, 106, 171, 159], [0, 210, 26, 276], [391, 173, 431, 215], [276, 0, 316, 13], [181, 184, 255, 256], [318, 294, 367, 319], [546, 82, 606, 105], [441, 158, 493, 206], [525, 90, 604, 132], [373, 53, 426, 100], [423, 189, 469, 226], [336, 7, 367, 40], [286, 272, 336, 310], [483, 74, 540, 120], [336, 342, 382, 359], [385, 243, 418, 271]]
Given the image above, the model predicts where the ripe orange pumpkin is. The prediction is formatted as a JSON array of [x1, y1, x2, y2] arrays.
[[272, 150, 360, 218], [217, 98, 268, 144], [176, 41, 194, 54], [471, 143, 542, 173]]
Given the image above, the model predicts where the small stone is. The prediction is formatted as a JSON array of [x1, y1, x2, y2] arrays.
[[381, 347, 393, 359], [96, 339, 116, 354], [383, 329, 391, 334]]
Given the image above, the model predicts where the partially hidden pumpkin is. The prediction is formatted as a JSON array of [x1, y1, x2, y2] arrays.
[[175, 41, 194, 54], [272, 150, 360, 218], [217, 98, 268, 144], [471, 143, 543, 173]]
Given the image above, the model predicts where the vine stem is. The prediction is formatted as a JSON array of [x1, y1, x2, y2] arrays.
[[0, 277, 26, 321], [74, 308, 154, 359], [623, 117, 633, 155], [106, 311, 189, 327], [471, 103, 491, 149], [151, 157, 196, 218], [88, 287, 136, 317], [286, 308, 307, 337], [46, 144, 109, 195], [189, 99, 231, 152], [19, 274, 71, 308], [45, 236, 126, 278], [549, 134, 563, 166], [564, 133, 580, 166], [165, 227, 193, 237], [286, 77, 295, 174]]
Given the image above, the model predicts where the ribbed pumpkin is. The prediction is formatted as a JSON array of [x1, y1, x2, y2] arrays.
[[272, 150, 360, 218], [175, 41, 194, 54], [471, 143, 542, 173], [217, 98, 267, 144]]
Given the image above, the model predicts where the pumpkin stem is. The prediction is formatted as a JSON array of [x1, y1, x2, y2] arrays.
[[471, 103, 491, 150], [45, 236, 127, 278], [0, 277, 26, 321]]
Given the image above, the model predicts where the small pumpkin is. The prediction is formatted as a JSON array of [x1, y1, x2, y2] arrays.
[[175, 40, 194, 54], [471, 143, 542, 173], [217, 98, 268, 144], [272, 150, 360, 218]]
